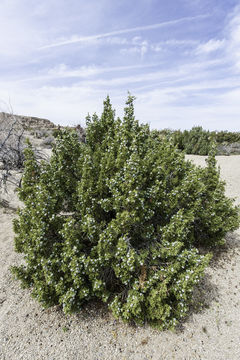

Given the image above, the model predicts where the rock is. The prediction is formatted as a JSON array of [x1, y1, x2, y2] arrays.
[[217, 142, 240, 155], [75, 124, 86, 143], [0, 112, 56, 130], [217, 144, 231, 156], [40, 136, 55, 149]]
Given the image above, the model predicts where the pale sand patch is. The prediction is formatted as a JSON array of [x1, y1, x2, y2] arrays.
[[0, 156, 240, 360], [186, 155, 240, 205]]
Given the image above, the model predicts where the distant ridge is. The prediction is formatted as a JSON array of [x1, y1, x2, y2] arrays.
[[0, 112, 56, 130]]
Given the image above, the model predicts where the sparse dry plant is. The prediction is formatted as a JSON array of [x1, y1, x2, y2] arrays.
[[0, 111, 25, 198]]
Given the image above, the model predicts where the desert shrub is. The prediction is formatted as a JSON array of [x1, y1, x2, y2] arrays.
[[162, 128, 240, 155], [0, 113, 25, 170], [11, 95, 239, 330], [52, 128, 62, 138], [0, 113, 25, 200], [215, 131, 240, 144], [156, 127, 212, 155], [172, 127, 213, 155]]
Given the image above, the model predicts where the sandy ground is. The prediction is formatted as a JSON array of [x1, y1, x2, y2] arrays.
[[0, 155, 240, 360]]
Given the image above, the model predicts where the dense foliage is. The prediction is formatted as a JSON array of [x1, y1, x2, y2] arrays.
[[158, 126, 240, 155], [173, 127, 212, 155], [11, 96, 239, 330], [215, 130, 240, 144]]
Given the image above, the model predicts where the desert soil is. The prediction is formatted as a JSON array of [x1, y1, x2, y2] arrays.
[[0, 155, 240, 360]]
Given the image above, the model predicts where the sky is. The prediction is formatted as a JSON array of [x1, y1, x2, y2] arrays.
[[0, 0, 240, 131]]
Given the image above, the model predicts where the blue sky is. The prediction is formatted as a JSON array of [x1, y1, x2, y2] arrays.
[[0, 0, 240, 131]]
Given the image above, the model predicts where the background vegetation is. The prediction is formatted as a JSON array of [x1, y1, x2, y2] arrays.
[[157, 126, 240, 155]]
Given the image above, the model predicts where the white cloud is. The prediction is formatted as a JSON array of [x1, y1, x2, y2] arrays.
[[0, 81, 102, 126], [119, 37, 199, 56], [226, 6, 240, 71], [47, 63, 156, 79], [104, 37, 129, 45], [132, 36, 142, 44], [14, 63, 160, 85], [120, 39, 149, 58], [195, 39, 225, 54], [0, 1, 239, 132], [135, 87, 240, 131], [1, 51, 239, 131], [193, 5, 240, 72], [39, 14, 209, 49], [1, 71, 240, 132]]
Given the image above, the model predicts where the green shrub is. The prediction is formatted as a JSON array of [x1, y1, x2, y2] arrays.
[[52, 128, 62, 138], [215, 130, 240, 144], [172, 126, 213, 155], [11, 95, 239, 330], [160, 127, 240, 155]]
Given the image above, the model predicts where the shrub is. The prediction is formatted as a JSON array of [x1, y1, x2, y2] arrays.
[[52, 128, 62, 138], [11, 95, 239, 330], [160, 127, 240, 155], [0, 112, 25, 199], [171, 126, 213, 155], [0, 113, 25, 170], [215, 130, 240, 144]]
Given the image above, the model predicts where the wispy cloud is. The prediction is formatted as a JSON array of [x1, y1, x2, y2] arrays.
[[14, 63, 161, 84], [1, 1, 240, 131], [192, 5, 240, 72], [39, 14, 209, 49], [195, 39, 225, 54], [226, 5, 240, 71]]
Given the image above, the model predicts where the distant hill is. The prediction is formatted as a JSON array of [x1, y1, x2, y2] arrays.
[[0, 112, 56, 130]]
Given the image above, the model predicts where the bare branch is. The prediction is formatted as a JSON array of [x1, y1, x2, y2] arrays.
[[0, 109, 26, 199]]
